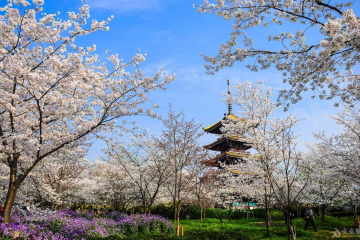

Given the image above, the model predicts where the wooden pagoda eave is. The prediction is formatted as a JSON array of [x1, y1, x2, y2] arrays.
[[203, 135, 251, 150], [210, 151, 261, 165], [203, 120, 223, 134], [213, 151, 249, 164], [203, 114, 247, 134]]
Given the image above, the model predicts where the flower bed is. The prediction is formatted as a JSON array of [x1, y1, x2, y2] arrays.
[[0, 209, 174, 239]]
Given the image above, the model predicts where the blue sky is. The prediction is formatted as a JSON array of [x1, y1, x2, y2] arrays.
[[21, 0, 360, 160]]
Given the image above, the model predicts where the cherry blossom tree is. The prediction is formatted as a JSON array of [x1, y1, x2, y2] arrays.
[[222, 80, 310, 239], [159, 107, 207, 231], [191, 158, 218, 228], [26, 148, 89, 209], [267, 121, 310, 240], [197, 0, 360, 108], [312, 104, 360, 228], [0, 0, 174, 223], [90, 160, 137, 211], [303, 145, 343, 223], [102, 129, 172, 214]]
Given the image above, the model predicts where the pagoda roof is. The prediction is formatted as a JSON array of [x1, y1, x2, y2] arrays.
[[214, 151, 250, 165], [203, 135, 251, 151], [208, 152, 261, 167], [203, 114, 243, 134]]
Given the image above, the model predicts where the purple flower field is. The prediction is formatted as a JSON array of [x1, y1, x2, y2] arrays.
[[0, 210, 174, 239]]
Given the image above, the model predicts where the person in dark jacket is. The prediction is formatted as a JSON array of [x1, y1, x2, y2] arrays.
[[304, 204, 317, 232]]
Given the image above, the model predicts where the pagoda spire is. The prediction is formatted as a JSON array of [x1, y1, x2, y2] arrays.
[[227, 80, 233, 115]]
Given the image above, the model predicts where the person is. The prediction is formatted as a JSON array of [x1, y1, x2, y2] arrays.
[[25, 200, 31, 213], [304, 204, 317, 232]]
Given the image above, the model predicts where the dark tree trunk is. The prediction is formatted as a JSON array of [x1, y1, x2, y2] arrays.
[[199, 206, 203, 229], [176, 201, 181, 233], [296, 203, 300, 219], [203, 208, 206, 221], [284, 207, 292, 240], [228, 205, 232, 222], [264, 184, 271, 237], [217, 209, 223, 224], [352, 203, 360, 228], [320, 204, 327, 223], [173, 199, 176, 223]]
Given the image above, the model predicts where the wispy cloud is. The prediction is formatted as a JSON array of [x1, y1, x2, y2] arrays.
[[151, 30, 173, 42], [88, 0, 160, 13]]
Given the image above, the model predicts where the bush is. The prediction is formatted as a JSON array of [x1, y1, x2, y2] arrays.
[[327, 211, 360, 217], [150, 204, 287, 221]]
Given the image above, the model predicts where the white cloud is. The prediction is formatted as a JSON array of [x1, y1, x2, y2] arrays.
[[88, 0, 160, 13]]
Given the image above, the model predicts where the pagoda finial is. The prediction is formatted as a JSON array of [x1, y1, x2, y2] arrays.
[[227, 80, 233, 115]]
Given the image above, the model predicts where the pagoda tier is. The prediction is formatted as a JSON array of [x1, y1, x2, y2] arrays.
[[203, 114, 241, 134], [208, 151, 250, 167], [203, 135, 251, 152]]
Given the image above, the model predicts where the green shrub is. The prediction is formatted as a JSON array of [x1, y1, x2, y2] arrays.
[[327, 211, 360, 217]]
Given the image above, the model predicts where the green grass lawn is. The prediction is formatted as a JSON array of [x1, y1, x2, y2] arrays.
[[176, 215, 358, 240], [93, 215, 359, 240]]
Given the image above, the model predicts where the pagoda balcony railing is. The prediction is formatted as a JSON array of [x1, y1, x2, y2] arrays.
[[220, 150, 250, 155], [226, 149, 250, 154], [216, 134, 242, 140]]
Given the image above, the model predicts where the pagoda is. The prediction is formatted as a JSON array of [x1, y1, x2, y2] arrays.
[[203, 80, 257, 209], [203, 80, 252, 170]]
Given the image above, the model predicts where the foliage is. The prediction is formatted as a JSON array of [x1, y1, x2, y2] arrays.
[[150, 204, 285, 220], [0, 209, 174, 239]]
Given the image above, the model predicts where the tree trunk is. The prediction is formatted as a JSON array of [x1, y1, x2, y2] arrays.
[[203, 208, 206, 221], [352, 202, 360, 228], [296, 203, 300, 218], [2, 160, 19, 224], [228, 205, 232, 222], [176, 201, 181, 234], [199, 206, 203, 229], [2, 186, 17, 224], [285, 207, 292, 240], [217, 209, 223, 225], [173, 199, 177, 223], [290, 226, 296, 240], [320, 204, 327, 223], [142, 199, 146, 214], [264, 184, 271, 237]]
